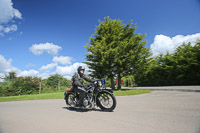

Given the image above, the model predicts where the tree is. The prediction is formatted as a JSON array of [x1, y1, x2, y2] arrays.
[[136, 41, 200, 86], [4, 72, 17, 81], [46, 74, 69, 91], [85, 16, 150, 89], [173, 42, 200, 85], [6, 76, 41, 96]]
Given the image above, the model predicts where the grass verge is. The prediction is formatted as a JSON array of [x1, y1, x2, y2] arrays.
[[0, 89, 151, 102], [113, 89, 151, 96]]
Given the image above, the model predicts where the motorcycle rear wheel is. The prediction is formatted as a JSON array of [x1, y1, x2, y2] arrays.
[[65, 93, 77, 107], [96, 91, 116, 112]]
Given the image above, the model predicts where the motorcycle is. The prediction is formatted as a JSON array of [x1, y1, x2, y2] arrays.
[[64, 80, 116, 112]]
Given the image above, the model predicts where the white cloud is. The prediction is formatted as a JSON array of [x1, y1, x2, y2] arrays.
[[55, 62, 89, 79], [0, 54, 20, 73], [0, 54, 20, 81], [0, 73, 5, 81], [37, 72, 51, 79], [52, 56, 72, 65], [4, 24, 17, 33], [13, 8, 22, 19], [18, 70, 39, 77], [0, 25, 18, 36], [0, 54, 40, 79], [0, 54, 89, 80], [39, 63, 57, 72], [150, 33, 200, 57], [29, 42, 62, 55], [0, 0, 22, 23], [0, 0, 22, 36]]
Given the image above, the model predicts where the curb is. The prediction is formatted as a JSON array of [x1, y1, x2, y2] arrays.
[[121, 87, 200, 93], [136, 88, 200, 93]]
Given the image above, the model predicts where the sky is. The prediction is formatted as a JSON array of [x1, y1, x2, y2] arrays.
[[0, 0, 200, 80]]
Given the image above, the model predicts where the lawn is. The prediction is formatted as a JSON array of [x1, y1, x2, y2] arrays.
[[0, 89, 151, 102]]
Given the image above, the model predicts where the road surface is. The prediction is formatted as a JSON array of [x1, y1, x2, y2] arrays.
[[0, 91, 200, 133], [123, 86, 200, 92]]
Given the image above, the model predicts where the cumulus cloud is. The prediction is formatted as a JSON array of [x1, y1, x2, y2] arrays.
[[0, 54, 20, 81], [0, 25, 18, 37], [29, 42, 62, 55], [0, 54, 41, 79], [39, 63, 57, 72], [18, 70, 39, 77], [0, 0, 22, 23], [150, 33, 200, 57], [0, 73, 5, 81], [38, 62, 89, 79], [0, 0, 22, 36], [1, 24, 18, 33], [0, 54, 20, 73], [13, 8, 22, 19], [55, 62, 89, 79], [52, 56, 72, 65], [0, 54, 89, 80]]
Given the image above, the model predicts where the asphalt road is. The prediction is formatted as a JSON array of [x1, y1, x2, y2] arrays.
[[0, 91, 200, 133], [123, 86, 200, 92]]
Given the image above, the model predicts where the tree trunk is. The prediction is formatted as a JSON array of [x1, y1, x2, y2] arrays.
[[39, 82, 41, 94], [58, 80, 60, 92], [129, 78, 131, 87], [110, 77, 115, 89], [130, 78, 132, 87], [117, 74, 121, 89]]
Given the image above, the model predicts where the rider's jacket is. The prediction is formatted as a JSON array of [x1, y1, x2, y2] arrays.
[[71, 73, 93, 89]]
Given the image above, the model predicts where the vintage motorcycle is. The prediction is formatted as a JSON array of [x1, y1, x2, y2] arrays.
[[64, 80, 116, 112]]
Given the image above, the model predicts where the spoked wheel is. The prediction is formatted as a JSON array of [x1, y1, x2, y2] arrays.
[[97, 91, 116, 112], [65, 93, 78, 107]]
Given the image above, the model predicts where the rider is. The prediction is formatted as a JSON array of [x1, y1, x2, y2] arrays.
[[72, 66, 94, 107]]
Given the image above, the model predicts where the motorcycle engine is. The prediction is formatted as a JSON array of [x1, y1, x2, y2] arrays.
[[83, 98, 89, 107]]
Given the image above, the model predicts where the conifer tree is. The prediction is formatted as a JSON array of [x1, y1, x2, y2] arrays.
[[85, 17, 150, 89]]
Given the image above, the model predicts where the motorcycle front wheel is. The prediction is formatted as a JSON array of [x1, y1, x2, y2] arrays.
[[96, 91, 116, 112]]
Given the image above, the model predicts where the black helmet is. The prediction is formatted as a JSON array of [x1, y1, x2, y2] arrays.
[[77, 66, 85, 75]]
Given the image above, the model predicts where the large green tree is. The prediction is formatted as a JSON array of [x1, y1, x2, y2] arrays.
[[85, 17, 150, 89]]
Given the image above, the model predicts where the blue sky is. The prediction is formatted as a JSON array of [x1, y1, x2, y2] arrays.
[[0, 0, 200, 79]]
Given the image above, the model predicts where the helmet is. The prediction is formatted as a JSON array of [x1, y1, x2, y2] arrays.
[[77, 66, 85, 75]]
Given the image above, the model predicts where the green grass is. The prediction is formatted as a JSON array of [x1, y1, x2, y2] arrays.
[[113, 89, 151, 96], [0, 89, 151, 102], [0, 92, 64, 102]]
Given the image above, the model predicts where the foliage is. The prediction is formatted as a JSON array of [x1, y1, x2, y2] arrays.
[[0, 82, 13, 96], [85, 16, 150, 89], [122, 75, 136, 87], [3, 72, 17, 81], [45, 74, 71, 91], [6, 77, 41, 96], [136, 41, 200, 86], [0, 74, 72, 97]]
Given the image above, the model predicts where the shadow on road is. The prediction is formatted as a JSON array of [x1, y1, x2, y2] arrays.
[[62, 107, 113, 113], [62, 107, 91, 112]]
